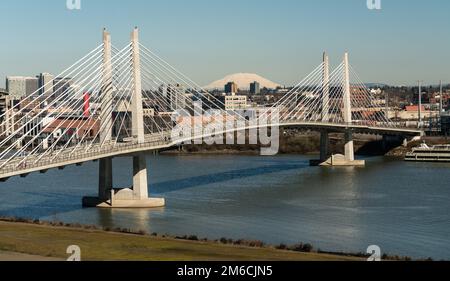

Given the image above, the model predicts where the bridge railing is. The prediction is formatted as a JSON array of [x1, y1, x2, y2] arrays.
[[0, 135, 172, 177]]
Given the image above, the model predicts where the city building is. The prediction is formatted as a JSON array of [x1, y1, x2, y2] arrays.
[[0, 88, 17, 136], [225, 93, 248, 110], [42, 116, 100, 142], [168, 84, 188, 111], [397, 105, 429, 120], [442, 112, 450, 136], [250, 81, 260, 95], [53, 77, 73, 99], [38, 73, 54, 98], [224, 82, 238, 94], [6, 76, 38, 100], [0, 89, 9, 120], [26, 77, 39, 97]]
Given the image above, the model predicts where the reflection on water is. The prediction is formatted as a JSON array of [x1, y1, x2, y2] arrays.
[[97, 208, 165, 231], [0, 154, 449, 260]]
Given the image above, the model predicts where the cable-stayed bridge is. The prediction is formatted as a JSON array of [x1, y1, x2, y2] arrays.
[[0, 29, 422, 208]]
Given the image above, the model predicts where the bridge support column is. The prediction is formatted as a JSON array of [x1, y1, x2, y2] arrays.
[[98, 157, 113, 201], [132, 154, 148, 200], [310, 130, 330, 166], [339, 52, 363, 166], [311, 53, 365, 167], [320, 130, 330, 162], [344, 130, 355, 162], [100, 29, 113, 144], [83, 157, 114, 207], [83, 28, 165, 208]]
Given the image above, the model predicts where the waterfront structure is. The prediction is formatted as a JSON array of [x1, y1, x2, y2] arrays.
[[0, 29, 423, 209], [405, 143, 450, 162]]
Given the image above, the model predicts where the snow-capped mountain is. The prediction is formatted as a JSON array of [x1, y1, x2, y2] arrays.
[[204, 73, 281, 90]]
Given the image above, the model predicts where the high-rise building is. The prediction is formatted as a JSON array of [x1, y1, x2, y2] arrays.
[[53, 77, 73, 99], [250, 81, 260, 95], [6, 76, 30, 100], [0, 88, 9, 118], [6, 76, 41, 99], [225, 82, 238, 94], [167, 84, 187, 111], [38, 73, 54, 98], [0, 88, 14, 136], [26, 77, 39, 97]]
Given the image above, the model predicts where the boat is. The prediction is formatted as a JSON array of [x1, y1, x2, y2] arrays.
[[405, 143, 450, 162]]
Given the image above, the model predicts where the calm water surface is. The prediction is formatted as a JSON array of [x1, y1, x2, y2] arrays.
[[0, 154, 449, 260]]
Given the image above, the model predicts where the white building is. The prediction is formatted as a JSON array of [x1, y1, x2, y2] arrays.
[[225, 94, 248, 111], [168, 84, 188, 111], [38, 73, 54, 98], [6, 76, 27, 100], [6, 76, 40, 100]]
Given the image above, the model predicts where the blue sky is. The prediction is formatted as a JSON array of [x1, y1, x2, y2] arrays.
[[0, 0, 449, 87]]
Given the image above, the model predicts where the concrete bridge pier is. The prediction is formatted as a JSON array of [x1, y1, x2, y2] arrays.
[[110, 152, 164, 208], [310, 129, 331, 166], [311, 130, 365, 167], [98, 157, 113, 201], [344, 130, 355, 162], [82, 28, 165, 208], [133, 154, 148, 200], [311, 52, 365, 167], [83, 154, 165, 208], [320, 130, 330, 162]]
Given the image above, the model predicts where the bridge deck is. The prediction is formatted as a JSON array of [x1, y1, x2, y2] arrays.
[[0, 122, 422, 180]]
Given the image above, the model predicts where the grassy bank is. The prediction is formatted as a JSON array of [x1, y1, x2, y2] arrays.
[[0, 220, 364, 261]]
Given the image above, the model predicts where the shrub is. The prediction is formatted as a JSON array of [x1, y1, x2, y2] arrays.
[[290, 243, 314, 253], [188, 235, 199, 241]]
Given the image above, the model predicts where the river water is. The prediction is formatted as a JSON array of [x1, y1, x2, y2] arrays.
[[0, 154, 449, 260]]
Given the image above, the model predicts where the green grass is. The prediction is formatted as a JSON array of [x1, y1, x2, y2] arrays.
[[0, 221, 361, 261]]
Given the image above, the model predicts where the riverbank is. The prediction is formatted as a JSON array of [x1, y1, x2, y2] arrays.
[[0, 219, 364, 261], [162, 132, 391, 156]]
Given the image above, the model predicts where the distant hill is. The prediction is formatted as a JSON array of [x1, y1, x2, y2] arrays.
[[364, 83, 390, 88], [204, 73, 281, 90]]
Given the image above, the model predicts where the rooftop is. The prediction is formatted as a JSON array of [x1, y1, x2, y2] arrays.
[[6, 76, 37, 80]]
